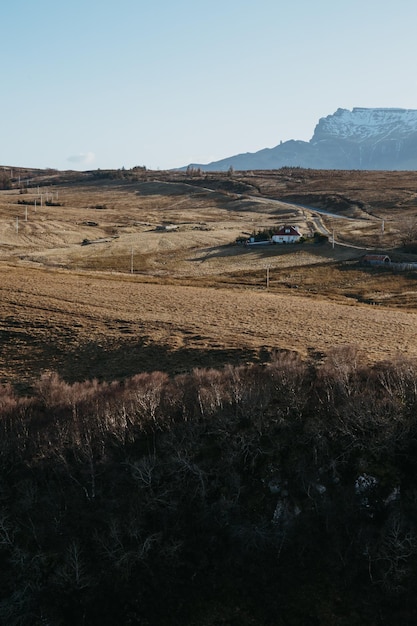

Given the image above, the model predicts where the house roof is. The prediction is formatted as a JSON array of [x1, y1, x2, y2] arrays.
[[274, 225, 301, 237]]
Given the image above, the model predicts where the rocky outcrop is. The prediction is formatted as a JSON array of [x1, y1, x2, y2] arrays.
[[187, 108, 417, 171]]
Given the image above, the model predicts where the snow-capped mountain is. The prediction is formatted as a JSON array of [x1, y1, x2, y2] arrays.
[[313, 107, 417, 141], [186, 108, 417, 171]]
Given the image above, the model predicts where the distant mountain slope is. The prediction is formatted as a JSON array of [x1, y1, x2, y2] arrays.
[[187, 108, 417, 171]]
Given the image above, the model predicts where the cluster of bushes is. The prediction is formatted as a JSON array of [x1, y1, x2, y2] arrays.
[[313, 230, 329, 244], [88, 167, 150, 182], [0, 171, 11, 190], [1, 348, 417, 624]]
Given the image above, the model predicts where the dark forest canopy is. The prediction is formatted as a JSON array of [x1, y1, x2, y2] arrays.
[[1, 348, 417, 625]]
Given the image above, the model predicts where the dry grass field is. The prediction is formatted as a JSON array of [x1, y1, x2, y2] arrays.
[[1, 167, 417, 387]]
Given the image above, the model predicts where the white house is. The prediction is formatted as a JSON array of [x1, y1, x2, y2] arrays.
[[272, 226, 302, 244]]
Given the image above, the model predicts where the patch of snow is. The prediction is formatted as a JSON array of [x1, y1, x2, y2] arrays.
[[272, 500, 286, 523], [355, 474, 378, 494], [272, 499, 301, 524]]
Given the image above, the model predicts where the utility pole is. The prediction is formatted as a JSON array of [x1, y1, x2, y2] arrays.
[[266, 265, 270, 289]]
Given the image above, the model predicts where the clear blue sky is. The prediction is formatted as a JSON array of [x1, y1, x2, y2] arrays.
[[2, 0, 417, 171]]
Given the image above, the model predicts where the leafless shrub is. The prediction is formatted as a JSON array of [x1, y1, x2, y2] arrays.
[[172, 368, 230, 422], [0, 585, 34, 626], [317, 345, 363, 400], [370, 513, 417, 594], [0, 384, 33, 446], [95, 517, 163, 580], [377, 355, 417, 407], [173, 453, 207, 501], [54, 541, 92, 590], [34, 370, 74, 408], [222, 363, 272, 418], [191, 367, 230, 418], [269, 350, 309, 415], [126, 454, 156, 489], [398, 216, 417, 247], [125, 371, 170, 426], [0, 383, 20, 416], [332, 390, 405, 456], [0, 509, 15, 548]]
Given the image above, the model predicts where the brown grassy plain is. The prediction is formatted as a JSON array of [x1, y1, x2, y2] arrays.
[[1, 167, 417, 387]]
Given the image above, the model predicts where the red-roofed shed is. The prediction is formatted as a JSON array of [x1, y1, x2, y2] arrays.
[[363, 254, 391, 265]]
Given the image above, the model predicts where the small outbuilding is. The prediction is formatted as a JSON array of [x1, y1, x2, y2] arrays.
[[272, 226, 302, 244], [246, 233, 272, 245], [362, 254, 391, 265]]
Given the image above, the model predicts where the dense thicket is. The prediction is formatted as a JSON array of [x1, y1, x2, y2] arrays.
[[1, 348, 417, 625]]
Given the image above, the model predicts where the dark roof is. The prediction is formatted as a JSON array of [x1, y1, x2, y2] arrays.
[[363, 254, 390, 262]]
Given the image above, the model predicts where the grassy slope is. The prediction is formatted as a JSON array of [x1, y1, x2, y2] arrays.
[[1, 167, 417, 386]]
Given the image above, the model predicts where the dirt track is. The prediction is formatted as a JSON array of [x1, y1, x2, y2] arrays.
[[1, 264, 416, 386]]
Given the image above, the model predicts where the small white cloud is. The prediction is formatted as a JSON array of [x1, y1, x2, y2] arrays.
[[67, 151, 95, 165]]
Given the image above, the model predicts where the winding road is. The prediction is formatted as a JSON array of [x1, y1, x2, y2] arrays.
[[247, 193, 379, 251]]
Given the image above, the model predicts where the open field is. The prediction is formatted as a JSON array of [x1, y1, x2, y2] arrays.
[[1, 167, 417, 387]]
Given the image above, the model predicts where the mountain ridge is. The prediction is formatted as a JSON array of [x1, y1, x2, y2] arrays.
[[186, 107, 417, 171]]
